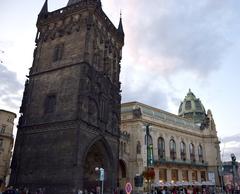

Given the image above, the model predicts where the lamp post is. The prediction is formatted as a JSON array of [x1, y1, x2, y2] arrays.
[[231, 153, 236, 193], [95, 167, 104, 194]]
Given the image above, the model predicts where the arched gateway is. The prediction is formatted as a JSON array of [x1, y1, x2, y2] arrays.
[[83, 138, 114, 193]]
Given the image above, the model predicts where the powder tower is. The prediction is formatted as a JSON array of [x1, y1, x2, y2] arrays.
[[10, 0, 124, 193]]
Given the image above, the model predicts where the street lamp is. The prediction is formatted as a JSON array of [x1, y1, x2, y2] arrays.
[[95, 167, 104, 194], [231, 153, 237, 193]]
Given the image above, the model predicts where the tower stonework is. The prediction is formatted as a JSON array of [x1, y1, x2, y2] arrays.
[[10, 0, 124, 193]]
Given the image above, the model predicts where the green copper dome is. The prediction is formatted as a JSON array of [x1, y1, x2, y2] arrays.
[[178, 89, 206, 124]]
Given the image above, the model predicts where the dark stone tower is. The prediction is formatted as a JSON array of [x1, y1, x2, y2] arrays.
[[10, 0, 124, 193]]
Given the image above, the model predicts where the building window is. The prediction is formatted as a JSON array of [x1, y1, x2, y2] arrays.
[[53, 43, 64, 62], [189, 143, 195, 162], [201, 171, 206, 181], [171, 169, 178, 182], [158, 137, 165, 160], [180, 141, 186, 160], [192, 170, 198, 181], [44, 94, 57, 113], [182, 170, 188, 181], [0, 125, 6, 133], [195, 100, 202, 111], [170, 139, 176, 160], [0, 139, 3, 147], [198, 145, 203, 162], [136, 141, 141, 154], [159, 168, 167, 182], [185, 101, 192, 110]]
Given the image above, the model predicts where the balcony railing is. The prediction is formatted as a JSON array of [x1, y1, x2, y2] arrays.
[[154, 157, 208, 168]]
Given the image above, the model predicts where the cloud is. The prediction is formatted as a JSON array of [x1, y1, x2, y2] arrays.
[[113, 0, 238, 111], [0, 63, 23, 109], [125, 0, 235, 76], [220, 134, 240, 161]]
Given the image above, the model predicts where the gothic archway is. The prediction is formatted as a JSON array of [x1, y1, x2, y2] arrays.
[[118, 159, 127, 190], [83, 139, 113, 193]]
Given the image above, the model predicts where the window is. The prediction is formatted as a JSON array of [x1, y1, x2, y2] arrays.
[[189, 143, 195, 162], [171, 169, 178, 182], [201, 171, 206, 181], [159, 169, 167, 182], [44, 94, 57, 113], [198, 145, 203, 162], [136, 141, 141, 154], [192, 170, 198, 181], [0, 125, 6, 133], [158, 137, 165, 159], [170, 139, 176, 160], [180, 141, 186, 160], [185, 101, 192, 110], [53, 43, 64, 62], [195, 100, 202, 111], [182, 170, 188, 181], [0, 139, 3, 147]]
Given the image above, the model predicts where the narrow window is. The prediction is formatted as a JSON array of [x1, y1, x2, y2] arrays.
[[44, 94, 57, 113], [53, 43, 64, 62], [189, 143, 195, 162], [198, 145, 203, 162], [170, 139, 176, 160], [158, 137, 165, 159], [180, 141, 186, 160]]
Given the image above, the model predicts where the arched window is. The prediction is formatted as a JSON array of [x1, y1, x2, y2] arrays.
[[158, 137, 165, 159], [136, 141, 141, 154], [198, 145, 203, 162], [170, 139, 176, 160], [180, 141, 186, 160], [189, 143, 195, 162]]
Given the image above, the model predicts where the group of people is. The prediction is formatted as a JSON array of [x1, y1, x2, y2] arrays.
[[150, 186, 216, 194], [0, 187, 44, 194]]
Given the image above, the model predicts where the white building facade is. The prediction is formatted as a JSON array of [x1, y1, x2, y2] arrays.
[[119, 90, 221, 191]]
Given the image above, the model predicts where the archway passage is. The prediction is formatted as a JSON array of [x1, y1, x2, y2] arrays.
[[118, 159, 127, 190], [83, 140, 112, 193]]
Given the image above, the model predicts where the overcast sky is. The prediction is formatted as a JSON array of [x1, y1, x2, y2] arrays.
[[0, 0, 240, 161]]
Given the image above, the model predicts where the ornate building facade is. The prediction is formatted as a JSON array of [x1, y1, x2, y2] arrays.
[[10, 0, 124, 193], [119, 90, 221, 190], [0, 110, 16, 184]]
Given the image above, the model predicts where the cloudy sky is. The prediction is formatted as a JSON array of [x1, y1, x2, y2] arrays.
[[0, 0, 240, 161]]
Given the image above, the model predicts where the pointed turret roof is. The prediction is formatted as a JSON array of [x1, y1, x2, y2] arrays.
[[117, 12, 124, 36], [39, 0, 48, 16]]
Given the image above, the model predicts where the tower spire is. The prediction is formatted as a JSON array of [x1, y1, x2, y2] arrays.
[[39, 0, 48, 16], [118, 11, 124, 36]]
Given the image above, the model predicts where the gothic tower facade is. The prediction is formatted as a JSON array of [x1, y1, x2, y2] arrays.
[[10, 0, 124, 193]]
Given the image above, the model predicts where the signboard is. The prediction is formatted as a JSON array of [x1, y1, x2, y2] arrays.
[[147, 144, 154, 166], [143, 145, 147, 167], [125, 182, 132, 194], [208, 172, 215, 184], [100, 168, 104, 181]]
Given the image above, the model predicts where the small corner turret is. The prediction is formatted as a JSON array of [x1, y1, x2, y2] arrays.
[[39, 0, 48, 18]]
